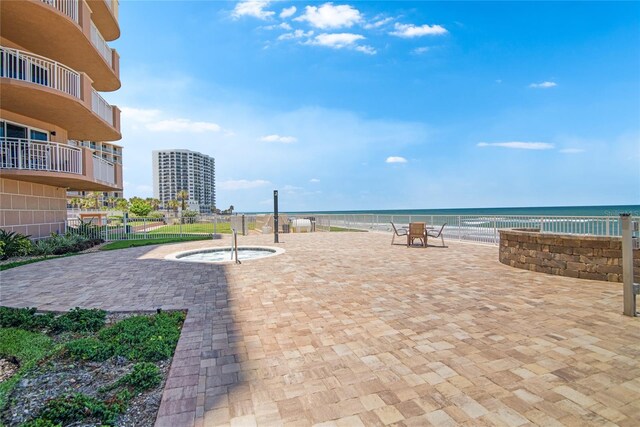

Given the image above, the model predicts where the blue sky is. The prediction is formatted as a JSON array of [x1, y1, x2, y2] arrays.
[[108, 1, 640, 212]]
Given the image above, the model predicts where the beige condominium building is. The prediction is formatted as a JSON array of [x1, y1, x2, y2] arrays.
[[67, 140, 123, 205], [1, 0, 123, 238]]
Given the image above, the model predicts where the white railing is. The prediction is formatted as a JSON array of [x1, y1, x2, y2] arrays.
[[1, 137, 82, 174], [92, 155, 115, 184], [294, 214, 637, 244], [0, 46, 81, 99], [41, 0, 78, 23], [91, 90, 114, 125], [90, 21, 113, 67]]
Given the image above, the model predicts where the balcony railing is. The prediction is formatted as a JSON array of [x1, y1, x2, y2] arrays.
[[0, 46, 81, 99], [91, 90, 114, 125], [41, 0, 78, 23], [1, 137, 82, 174], [92, 154, 115, 184], [90, 21, 113, 67]]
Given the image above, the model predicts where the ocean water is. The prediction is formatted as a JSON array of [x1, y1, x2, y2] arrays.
[[283, 205, 640, 217]]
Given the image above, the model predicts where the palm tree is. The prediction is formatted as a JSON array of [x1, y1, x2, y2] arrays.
[[115, 198, 129, 211], [148, 198, 161, 211], [86, 191, 102, 209], [69, 197, 82, 209], [177, 190, 189, 212], [107, 196, 117, 209], [167, 199, 179, 216], [229, 205, 234, 215]]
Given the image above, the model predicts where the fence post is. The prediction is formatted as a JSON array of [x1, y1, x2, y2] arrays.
[[180, 216, 183, 238], [458, 216, 461, 241], [123, 213, 128, 241], [493, 217, 497, 245]]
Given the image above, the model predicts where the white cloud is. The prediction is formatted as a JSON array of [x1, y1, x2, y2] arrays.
[[232, 1, 275, 20], [364, 16, 393, 29], [307, 33, 364, 49], [477, 142, 554, 150], [412, 47, 431, 55], [355, 45, 376, 55], [390, 23, 448, 38], [295, 3, 362, 29], [219, 179, 272, 190], [283, 184, 303, 191], [122, 107, 223, 133], [560, 148, 585, 153], [280, 6, 297, 19], [529, 81, 557, 89], [386, 156, 408, 163], [310, 178, 321, 183], [146, 118, 221, 133], [278, 29, 313, 40], [260, 134, 298, 143], [263, 22, 292, 30]]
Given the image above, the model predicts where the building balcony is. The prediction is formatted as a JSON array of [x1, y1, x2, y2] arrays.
[[0, 137, 122, 191], [0, 46, 121, 141], [87, 0, 120, 41], [0, 0, 120, 91]]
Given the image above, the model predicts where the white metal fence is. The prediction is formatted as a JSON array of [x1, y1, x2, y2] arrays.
[[91, 90, 114, 125], [1, 138, 82, 174], [0, 46, 81, 98], [41, 0, 78, 23], [66, 215, 257, 241], [90, 21, 113, 67], [65, 213, 636, 245], [92, 155, 115, 184]]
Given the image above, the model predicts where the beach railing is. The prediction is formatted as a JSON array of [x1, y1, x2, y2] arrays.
[[301, 214, 632, 245], [65, 214, 257, 241]]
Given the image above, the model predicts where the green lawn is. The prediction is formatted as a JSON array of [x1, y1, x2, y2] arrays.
[[0, 328, 55, 410], [0, 253, 79, 272], [148, 222, 232, 234], [99, 236, 212, 251], [329, 226, 368, 232]]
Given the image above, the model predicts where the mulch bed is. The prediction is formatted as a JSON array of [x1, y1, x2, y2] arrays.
[[1, 312, 181, 427]]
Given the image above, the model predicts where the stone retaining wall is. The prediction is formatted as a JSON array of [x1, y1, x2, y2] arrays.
[[499, 228, 640, 282]]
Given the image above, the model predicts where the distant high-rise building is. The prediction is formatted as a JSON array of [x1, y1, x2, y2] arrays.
[[152, 149, 215, 213]]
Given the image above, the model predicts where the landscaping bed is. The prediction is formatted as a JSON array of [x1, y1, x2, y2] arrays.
[[0, 307, 185, 427]]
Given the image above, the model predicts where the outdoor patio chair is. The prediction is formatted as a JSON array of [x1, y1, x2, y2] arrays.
[[408, 222, 426, 247], [427, 223, 447, 247], [390, 222, 408, 245]]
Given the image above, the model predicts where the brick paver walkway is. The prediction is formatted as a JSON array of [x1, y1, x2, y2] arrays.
[[1, 232, 639, 426]]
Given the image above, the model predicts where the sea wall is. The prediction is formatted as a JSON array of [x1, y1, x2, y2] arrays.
[[499, 228, 640, 282]]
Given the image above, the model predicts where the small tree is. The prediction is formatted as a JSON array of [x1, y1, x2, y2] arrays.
[[177, 190, 189, 211], [115, 198, 129, 211], [167, 199, 179, 216], [129, 199, 153, 217]]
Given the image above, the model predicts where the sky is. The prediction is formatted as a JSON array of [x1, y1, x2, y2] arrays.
[[107, 1, 640, 212]]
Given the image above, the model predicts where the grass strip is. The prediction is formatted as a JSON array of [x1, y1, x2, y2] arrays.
[[0, 253, 79, 272], [100, 236, 211, 251], [0, 328, 55, 411]]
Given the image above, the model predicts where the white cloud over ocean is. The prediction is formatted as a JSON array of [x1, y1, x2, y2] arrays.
[[295, 3, 362, 29], [390, 23, 448, 37], [260, 134, 298, 143], [529, 81, 557, 89], [477, 142, 554, 150], [386, 156, 408, 163], [232, 1, 274, 20]]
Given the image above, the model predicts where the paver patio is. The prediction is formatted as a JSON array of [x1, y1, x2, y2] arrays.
[[1, 232, 639, 426]]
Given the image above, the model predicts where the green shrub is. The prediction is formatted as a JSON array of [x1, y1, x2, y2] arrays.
[[65, 338, 111, 361], [148, 211, 165, 220], [0, 307, 54, 331], [33, 234, 103, 256], [101, 362, 161, 394], [52, 307, 106, 333], [33, 393, 124, 426], [65, 311, 185, 362], [0, 240, 5, 259], [0, 230, 33, 259]]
